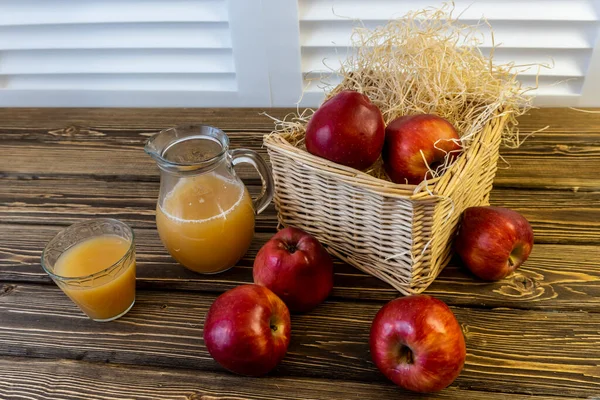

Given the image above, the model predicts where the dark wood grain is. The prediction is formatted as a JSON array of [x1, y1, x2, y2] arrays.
[[494, 155, 600, 190], [2, 223, 599, 311], [2, 139, 598, 190], [1, 283, 599, 398], [1, 108, 599, 190], [0, 106, 599, 133], [488, 188, 600, 244], [0, 108, 286, 130], [1, 107, 600, 399], [0, 356, 582, 400], [1, 177, 598, 244], [0, 178, 274, 230]]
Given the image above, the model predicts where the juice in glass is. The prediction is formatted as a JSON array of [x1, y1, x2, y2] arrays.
[[54, 235, 135, 320], [42, 218, 136, 322], [156, 173, 255, 274]]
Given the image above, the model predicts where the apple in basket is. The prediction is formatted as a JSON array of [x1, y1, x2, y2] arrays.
[[305, 90, 385, 170], [254, 227, 334, 313], [204, 284, 291, 376], [382, 114, 462, 184], [370, 295, 466, 393], [455, 206, 534, 281]]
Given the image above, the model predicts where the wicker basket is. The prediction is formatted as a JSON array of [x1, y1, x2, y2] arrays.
[[264, 110, 509, 295]]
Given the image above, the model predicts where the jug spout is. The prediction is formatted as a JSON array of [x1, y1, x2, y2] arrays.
[[144, 127, 175, 163], [144, 137, 159, 160]]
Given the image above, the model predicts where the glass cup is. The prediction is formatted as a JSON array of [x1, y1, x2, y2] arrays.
[[41, 218, 136, 322]]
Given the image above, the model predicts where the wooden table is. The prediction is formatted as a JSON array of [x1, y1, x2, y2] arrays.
[[0, 108, 598, 399]]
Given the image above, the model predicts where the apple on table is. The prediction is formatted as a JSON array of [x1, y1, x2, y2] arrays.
[[254, 227, 334, 313], [370, 294, 466, 393], [203, 284, 291, 376], [455, 206, 534, 281]]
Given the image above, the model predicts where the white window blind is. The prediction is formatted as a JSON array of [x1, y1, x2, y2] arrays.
[[0, 0, 270, 106], [297, 0, 600, 107], [0, 0, 599, 107]]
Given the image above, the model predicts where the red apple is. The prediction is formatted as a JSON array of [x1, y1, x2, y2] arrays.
[[382, 114, 462, 184], [455, 206, 534, 281], [370, 295, 466, 393], [254, 227, 334, 313], [203, 284, 291, 376], [305, 90, 385, 170]]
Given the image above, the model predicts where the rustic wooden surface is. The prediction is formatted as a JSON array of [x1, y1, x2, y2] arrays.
[[1, 108, 599, 399]]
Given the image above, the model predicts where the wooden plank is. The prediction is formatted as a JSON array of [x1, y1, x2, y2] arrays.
[[488, 188, 600, 244], [0, 107, 598, 133], [0, 283, 598, 398], [0, 357, 581, 400], [494, 156, 600, 190], [2, 133, 599, 190], [1, 109, 599, 190], [0, 178, 275, 231], [498, 115, 600, 190], [2, 223, 599, 311], [0, 356, 583, 400], [1, 139, 598, 190], [512, 108, 600, 134], [1, 177, 598, 244], [0, 108, 284, 130], [0, 140, 266, 181]]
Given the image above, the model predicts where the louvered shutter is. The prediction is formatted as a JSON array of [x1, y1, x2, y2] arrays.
[[0, 0, 270, 106], [1, 0, 599, 107], [297, 0, 600, 107]]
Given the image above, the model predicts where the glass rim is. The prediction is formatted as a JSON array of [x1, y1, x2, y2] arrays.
[[145, 124, 230, 171], [41, 218, 136, 283]]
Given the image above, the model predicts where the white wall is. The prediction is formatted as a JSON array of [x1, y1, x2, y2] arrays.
[[0, 0, 599, 107]]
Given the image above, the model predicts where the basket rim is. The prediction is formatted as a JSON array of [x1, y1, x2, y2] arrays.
[[264, 109, 507, 200]]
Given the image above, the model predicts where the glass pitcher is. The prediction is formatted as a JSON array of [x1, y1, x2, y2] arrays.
[[145, 125, 274, 274]]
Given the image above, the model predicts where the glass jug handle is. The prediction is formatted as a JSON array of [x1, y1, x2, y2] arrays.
[[230, 149, 274, 215]]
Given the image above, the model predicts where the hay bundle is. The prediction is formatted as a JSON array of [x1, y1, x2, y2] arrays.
[[270, 4, 532, 183]]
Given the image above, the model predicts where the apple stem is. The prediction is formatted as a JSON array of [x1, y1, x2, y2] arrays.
[[283, 242, 297, 254], [271, 324, 278, 332]]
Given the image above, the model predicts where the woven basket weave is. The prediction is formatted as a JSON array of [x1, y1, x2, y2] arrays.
[[264, 110, 509, 295]]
